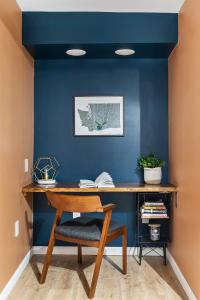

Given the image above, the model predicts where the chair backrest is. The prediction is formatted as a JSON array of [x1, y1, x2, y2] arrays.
[[46, 192, 102, 213]]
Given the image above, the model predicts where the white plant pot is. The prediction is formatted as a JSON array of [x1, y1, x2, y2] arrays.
[[144, 167, 162, 184]]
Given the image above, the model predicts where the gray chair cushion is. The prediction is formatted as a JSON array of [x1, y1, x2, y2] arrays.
[[55, 216, 123, 241]]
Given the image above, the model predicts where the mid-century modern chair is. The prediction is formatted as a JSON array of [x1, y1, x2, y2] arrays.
[[40, 192, 127, 299]]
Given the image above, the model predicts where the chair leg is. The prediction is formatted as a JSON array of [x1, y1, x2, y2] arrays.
[[122, 227, 127, 274], [78, 244, 82, 264], [88, 245, 105, 299], [40, 236, 55, 284]]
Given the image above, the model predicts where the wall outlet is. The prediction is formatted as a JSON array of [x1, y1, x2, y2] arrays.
[[24, 158, 29, 173], [15, 220, 20, 237], [73, 212, 81, 219]]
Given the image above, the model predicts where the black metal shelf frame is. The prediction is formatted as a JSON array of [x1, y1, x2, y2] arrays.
[[137, 192, 172, 265]]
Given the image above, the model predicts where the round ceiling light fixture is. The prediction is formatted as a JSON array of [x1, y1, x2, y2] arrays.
[[115, 48, 135, 56], [66, 49, 86, 56]]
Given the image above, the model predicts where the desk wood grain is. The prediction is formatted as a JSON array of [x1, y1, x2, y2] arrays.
[[22, 183, 177, 193]]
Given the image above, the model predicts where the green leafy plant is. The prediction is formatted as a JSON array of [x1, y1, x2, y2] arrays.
[[95, 121, 106, 130], [137, 153, 165, 169]]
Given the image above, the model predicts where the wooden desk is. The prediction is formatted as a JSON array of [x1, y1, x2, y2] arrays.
[[23, 182, 178, 265], [22, 183, 177, 194]]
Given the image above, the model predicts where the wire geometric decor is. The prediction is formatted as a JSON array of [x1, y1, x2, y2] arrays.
[[32, 157, 60, 182]]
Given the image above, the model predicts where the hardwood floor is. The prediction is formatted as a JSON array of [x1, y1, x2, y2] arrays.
[[9, 255, 188, 300]]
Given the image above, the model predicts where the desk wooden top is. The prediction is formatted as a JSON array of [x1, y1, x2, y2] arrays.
[[22, 183, 177, 193]]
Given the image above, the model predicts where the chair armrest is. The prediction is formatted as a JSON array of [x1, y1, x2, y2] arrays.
[[96, 203, 116, 212]]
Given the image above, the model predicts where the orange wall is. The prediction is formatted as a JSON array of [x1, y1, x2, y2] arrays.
[[0, 0, 34, 292], [169, 0, 200, 298]]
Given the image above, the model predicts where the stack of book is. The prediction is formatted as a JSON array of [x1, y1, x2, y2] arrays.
[[141, 201, 169, 219]]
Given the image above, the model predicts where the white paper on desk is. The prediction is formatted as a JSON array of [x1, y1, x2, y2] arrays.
[[79, 172, 115, 188]]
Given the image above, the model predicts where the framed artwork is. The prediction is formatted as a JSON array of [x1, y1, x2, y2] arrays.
[[74, 96, 124, 136]]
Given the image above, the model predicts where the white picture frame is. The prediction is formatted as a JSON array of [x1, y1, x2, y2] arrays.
[[74, 96, 124, 136]]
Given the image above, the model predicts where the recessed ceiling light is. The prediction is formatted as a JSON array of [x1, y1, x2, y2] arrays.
[[66, 49, 86, 56], [115, 49, 135, 56]]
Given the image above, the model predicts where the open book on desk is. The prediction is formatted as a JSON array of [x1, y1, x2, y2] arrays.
[[79, 172, 115, 188]]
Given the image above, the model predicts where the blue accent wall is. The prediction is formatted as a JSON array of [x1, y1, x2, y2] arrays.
[[23, 12, 178, 44], [22, 12, 178, 59], [34, 58, 168, 246]]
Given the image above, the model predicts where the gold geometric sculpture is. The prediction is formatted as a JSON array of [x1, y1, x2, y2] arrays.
[[32, 157, 60, 182]]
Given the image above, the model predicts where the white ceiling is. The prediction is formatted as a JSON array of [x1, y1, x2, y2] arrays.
[[16, 0, 185, 13]]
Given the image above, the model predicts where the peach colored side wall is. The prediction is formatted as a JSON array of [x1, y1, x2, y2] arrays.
[[169, 0, 200, 298], [0, 0, 34, 292]]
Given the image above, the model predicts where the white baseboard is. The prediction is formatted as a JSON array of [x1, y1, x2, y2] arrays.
[[32, 246, 166, 256], [167, 250, 196, 300], [0, 250, 32, 300], [32, 246, 138, 256]]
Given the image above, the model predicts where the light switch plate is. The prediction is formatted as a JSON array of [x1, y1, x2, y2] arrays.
[[24, 158, 29, 173], [15, 220, 20, 237]]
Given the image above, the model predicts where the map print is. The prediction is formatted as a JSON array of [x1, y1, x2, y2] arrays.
[[78, 103, 120, 131]]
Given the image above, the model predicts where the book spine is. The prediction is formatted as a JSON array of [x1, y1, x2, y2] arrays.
[[144, 202, 164, 206], [142, 212, 168, 215], [142, 215, 169, 219], [142, 210, 167, 214], [142, 206, 166, 210]]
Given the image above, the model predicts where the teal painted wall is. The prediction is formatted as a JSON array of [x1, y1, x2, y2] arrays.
[[34, 59, 168, 246], [22, 12, 178, 59]]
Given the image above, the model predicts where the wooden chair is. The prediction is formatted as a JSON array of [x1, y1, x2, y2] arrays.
[[40, 192, 127, 299]]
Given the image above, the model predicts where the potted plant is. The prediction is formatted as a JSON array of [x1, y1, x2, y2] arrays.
[[137, 153, 165, 184]]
